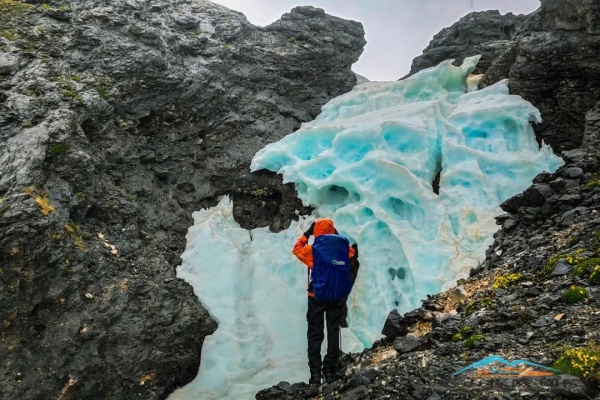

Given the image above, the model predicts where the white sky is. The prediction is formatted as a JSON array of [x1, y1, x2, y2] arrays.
[[210, 0, 540, 81]]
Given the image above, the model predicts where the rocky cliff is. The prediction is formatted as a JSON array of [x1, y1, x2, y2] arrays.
[[0, 1, 365, 398], [406, 10, 527, 78]]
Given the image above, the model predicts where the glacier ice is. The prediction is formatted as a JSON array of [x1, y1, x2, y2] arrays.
[[170, 56, 563, 400]]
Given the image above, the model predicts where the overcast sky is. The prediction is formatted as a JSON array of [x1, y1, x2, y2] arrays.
[[211, 0, 540, 81]]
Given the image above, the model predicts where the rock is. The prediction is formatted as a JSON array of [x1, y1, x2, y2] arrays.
[[500, 193, 528, 213], [381, 309, 407, 339], [0, 52, 19, 74], [405, 10, 527, 78], [499, 294, 518, 304], [582, 102, 600, 151], [552, 262, 573, 275], [562, 149, 585, 164], [341, 385, 367, 400], [563, 167, 584, 179], [303, 385, 319, 399], [393, 335, 424, 354], [551, 375, 588, 398], [524, 287, 540, 297], [561, 207, 588, 225], [0, 1, 366, 399], [532, 315, 554, 327], [417, 309, 435, 321], [524, 183, 554, 206]]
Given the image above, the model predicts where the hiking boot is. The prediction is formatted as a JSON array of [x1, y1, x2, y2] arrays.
[[340, 315, 348, 328], [308, 372, 321, 385], [323, 369, 337, 384]]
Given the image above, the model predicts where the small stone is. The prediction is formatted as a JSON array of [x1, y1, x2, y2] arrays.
[[341, 385, 367, 400], [552, 262, 572, 275], [393, 335, 423, 354], [416, 309, 434, 321], [554, 313, 565, 321], [381, 309, 407, 339], [532, 315, 553, 327], [85, 293, 94, 299], [499, 294, 518, 304], [524, 287, 540, 297]]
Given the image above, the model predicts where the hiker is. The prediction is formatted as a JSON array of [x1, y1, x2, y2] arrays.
[[292, 219, 359, 385]]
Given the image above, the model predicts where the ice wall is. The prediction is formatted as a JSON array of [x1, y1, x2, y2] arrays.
[[171, 56, 563, 400]]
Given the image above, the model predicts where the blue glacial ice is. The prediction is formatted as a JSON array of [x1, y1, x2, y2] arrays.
[[170, 56, 563, 400]]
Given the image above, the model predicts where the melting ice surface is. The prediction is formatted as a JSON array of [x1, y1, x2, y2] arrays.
[[170, 56, 563, 400]]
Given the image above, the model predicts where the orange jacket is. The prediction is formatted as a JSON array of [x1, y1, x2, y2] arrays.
[[292, 219, 355, 296]]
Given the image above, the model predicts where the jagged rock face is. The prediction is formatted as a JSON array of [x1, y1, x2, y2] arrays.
[[405, 10, 527, 78], [0, 1, 365, 399], [483, 0, 600, 152]]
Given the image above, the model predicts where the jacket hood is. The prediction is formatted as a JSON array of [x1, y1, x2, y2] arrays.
[[314, 219, 335, 237]]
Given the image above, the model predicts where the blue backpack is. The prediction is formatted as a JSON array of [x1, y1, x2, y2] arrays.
[[311, 234, 352, 301]]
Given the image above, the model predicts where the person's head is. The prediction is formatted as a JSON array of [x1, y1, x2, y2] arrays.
[[314, 219, 335, 237]]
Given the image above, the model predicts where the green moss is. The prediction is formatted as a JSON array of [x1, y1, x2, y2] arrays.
[[48, 143, 69, 156], [287, 37, 297, 43], [0, 204, 10, 216], [586, 180, 600, 190], [465, 297, 492, 316], [573, 258, 600, 276], [562, 285, 588, 304], [569, 236, 580, 247], [70, 75, 81, 82], [62, 89, 81, 100], [127, 193, 135, 202], [3, 30, 18, 41], [94, 85, 110, 100], [460, 325, 473, 334], [589, 266, 600, 285], [464, 334, 485, 348], [185, 29, 202, 37], [543, 254, 562, 276], [452, 333, 463, 342], [22, 121, 34, 129], [75, 192, 84, 198]]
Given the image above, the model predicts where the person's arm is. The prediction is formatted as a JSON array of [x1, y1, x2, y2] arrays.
[[292, 223, 315, 268], [349, 243, 359, 285]]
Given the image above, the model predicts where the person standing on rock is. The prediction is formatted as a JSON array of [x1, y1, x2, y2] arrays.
[[292, 218, 358, 385]]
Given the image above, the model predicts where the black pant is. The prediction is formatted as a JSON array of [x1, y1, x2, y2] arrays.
[[307, 296, 345, 375]]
